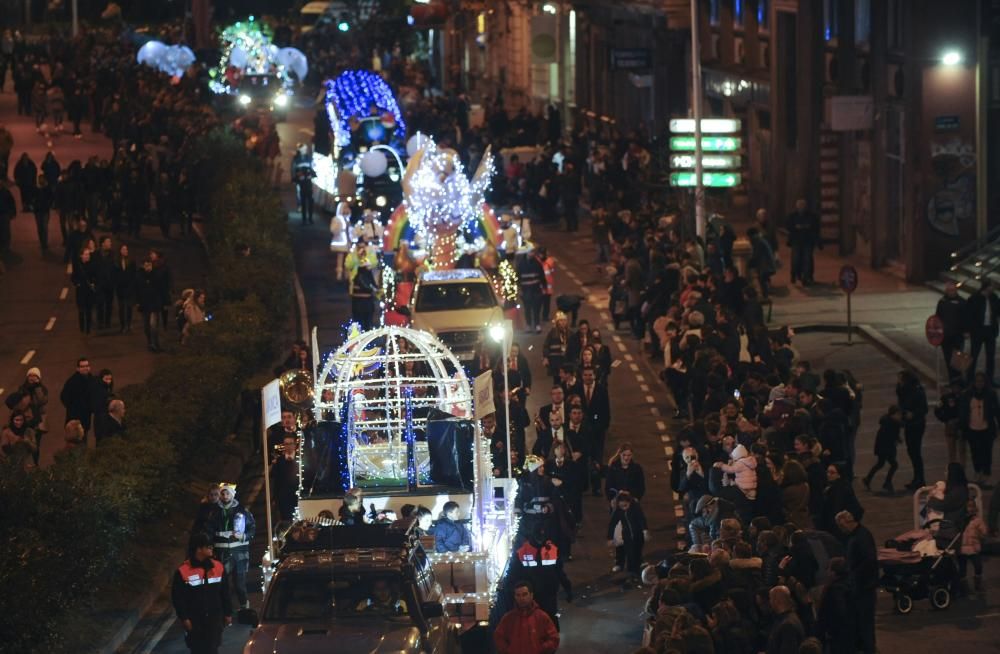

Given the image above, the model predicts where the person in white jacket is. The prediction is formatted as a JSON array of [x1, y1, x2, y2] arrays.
[[330, 201, 351, 280], [714, 443, 758, 500]]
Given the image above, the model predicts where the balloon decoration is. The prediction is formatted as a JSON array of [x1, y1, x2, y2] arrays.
[[276, 47, 309, 81], [360, 150, 389, 178], [406, 132, 430, 158], [136, 40, 196, 78]]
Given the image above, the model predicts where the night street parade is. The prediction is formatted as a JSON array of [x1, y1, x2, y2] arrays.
[[1, 1, 1000, 654]]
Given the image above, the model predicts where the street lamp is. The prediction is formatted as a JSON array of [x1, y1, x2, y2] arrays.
[[489, 320, 513, 477], [941, 50, 963, 66]]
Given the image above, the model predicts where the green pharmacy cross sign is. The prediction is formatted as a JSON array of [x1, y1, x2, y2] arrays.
[[669, 172, 742, 188], [669, 136, 742, 152]]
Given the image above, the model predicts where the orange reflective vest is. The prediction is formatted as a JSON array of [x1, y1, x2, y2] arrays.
[[517, 540, 559, 567], [177, 559, 225, 587], [541, 257, 555, 295]]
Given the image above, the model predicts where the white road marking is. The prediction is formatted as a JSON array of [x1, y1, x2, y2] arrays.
[[650, 407, 660, 416], [616, 342, 627, 353], [59, 287, 68, 300], [660, 434, 670, 443], [611, 334, 623, 343], [674, 506, 685, 516], [636, 374, 645, 383], [44, 317, 56, 331], [65, 263, 72, 274], [600, 312, 610, 320], [20, 350, 35, 365], [664, 446, 674, 456], [629, 363, 639, 372], [623, 353, 633, 361], [0, 388, 4, 397], [676, 525, 687, 534], [656, 421, 667, 431], [645, 395, 656, 404], [672, 492, 680, 500], [640, 384, 649, 392]]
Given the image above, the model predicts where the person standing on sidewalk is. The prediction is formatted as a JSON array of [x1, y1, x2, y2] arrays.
[[13, 151, 36, 212], [0, 180, 15, 254], [113, 243, 136, 333], [786, 199, 820, 286], [171, 532, 232, 654], [896, 370, 929, 490], [94, 236, 116, 330], [59, 358, 95, 437], [937, 282, 967, 382], [960, 371, 999, 489], [836, 510, 878, 654], [136, 258, 163, 352], [0, 123, 12, 181], [965, 280, 1000, 385]]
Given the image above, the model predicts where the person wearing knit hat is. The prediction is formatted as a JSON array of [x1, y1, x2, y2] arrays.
[[207, 481, 255, 610], [19, 365, 48, 453]]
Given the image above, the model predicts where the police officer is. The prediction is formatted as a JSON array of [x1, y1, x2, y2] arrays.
[[171, 532, 232, 654], [208, 483, 255, 610], [291, 143, 315, 225]]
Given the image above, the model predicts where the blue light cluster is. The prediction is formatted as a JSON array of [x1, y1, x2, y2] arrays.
[[404, 389, 418, 492], [325, 70, 407, 150]]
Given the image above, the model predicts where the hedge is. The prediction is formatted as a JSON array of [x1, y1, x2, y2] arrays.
[[0, 127, 293, 652]]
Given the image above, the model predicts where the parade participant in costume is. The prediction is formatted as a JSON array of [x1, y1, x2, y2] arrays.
[[329, 201, 352, 280]]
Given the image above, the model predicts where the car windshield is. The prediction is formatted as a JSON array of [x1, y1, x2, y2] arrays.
[[415, 283, 495, 312], [264, 573, 411, 622]]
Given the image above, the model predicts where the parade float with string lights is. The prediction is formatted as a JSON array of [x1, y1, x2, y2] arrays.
[[295, 323, 517, 620], [312, 70, 407, 213], [207, 16, 307, 105]]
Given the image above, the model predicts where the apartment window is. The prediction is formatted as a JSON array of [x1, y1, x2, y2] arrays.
[[757, 0, 769, 33], [855, 0, 871, 46], [735, 0, 744, 28], [824, 0, 840, 42], [709, 0, 720, 26]]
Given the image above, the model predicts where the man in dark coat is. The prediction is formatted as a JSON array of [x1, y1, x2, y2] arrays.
[[964, 279, 1000, 384], [136, 258, 163, 352], [766, 585, 805, 654], [785, 198, 820, 286], [579, 366, 610, 492], [936, 281, 966, 382], [60, 357, 95, 435], [837, 510, 878, 654], [13, 151, 36, 212], [171, 532, 232, 654], [0, 181, 15, 253]]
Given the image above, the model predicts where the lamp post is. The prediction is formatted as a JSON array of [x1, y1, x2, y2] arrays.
[[489, 319, 513, 477]]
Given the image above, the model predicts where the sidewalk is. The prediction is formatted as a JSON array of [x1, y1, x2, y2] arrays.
[[0, 89, 208, 466], [765, 237, 948, 387]]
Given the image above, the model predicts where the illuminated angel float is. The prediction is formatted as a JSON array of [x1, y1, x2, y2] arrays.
[[298, 325, 517, 619], [207, 17, 307, 109]]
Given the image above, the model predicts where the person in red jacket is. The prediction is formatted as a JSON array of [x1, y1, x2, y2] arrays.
[[493, 580, 560, 654]]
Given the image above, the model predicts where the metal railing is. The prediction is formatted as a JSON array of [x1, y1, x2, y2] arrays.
[[949, 224, 1000, 274]]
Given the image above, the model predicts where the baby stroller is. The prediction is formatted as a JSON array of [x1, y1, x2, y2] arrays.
[[878, 518, 965, 614]]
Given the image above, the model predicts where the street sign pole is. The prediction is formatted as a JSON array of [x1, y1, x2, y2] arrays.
[[690, 0, 705, 239], [838, 265, 859, 346]]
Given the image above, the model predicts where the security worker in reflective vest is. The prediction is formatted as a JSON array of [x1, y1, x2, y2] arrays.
[[171, 532, 232, 654], [514, 532, 564, 630]]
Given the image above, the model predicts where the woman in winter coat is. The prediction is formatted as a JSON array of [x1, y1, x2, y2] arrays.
[[794, 435, 827, 524], [0, 411, 37, 468], [714, 443, 758, 500], [819, 463, 864, 533], [606, 490, 648, 581], [959, 371, 1000, 488], [779, 459, 812, 529]]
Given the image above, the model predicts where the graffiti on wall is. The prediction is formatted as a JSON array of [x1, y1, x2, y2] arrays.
[[926, 138, 976, 236]]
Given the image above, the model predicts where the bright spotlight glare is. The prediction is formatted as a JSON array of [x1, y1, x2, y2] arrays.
[[338, 21, 350, 32], [239, 94, 252, 106], [274, 94, 289, 108], [542, 3, 557, 14], [489, 324, 506, 344], [942, 51, 963, 66], [375, 195, 387, 208]]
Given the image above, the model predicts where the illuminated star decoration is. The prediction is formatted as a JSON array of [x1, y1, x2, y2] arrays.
[[401, 138, 493, 266]]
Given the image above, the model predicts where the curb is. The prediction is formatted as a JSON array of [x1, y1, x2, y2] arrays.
[[97, 446, 251, 654], [789, 322, 937, 386]]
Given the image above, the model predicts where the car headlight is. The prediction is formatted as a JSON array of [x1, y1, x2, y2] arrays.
[[239, 94, 252, 106], [375, 195, 387, 208], [274, 94, 289, 108]]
